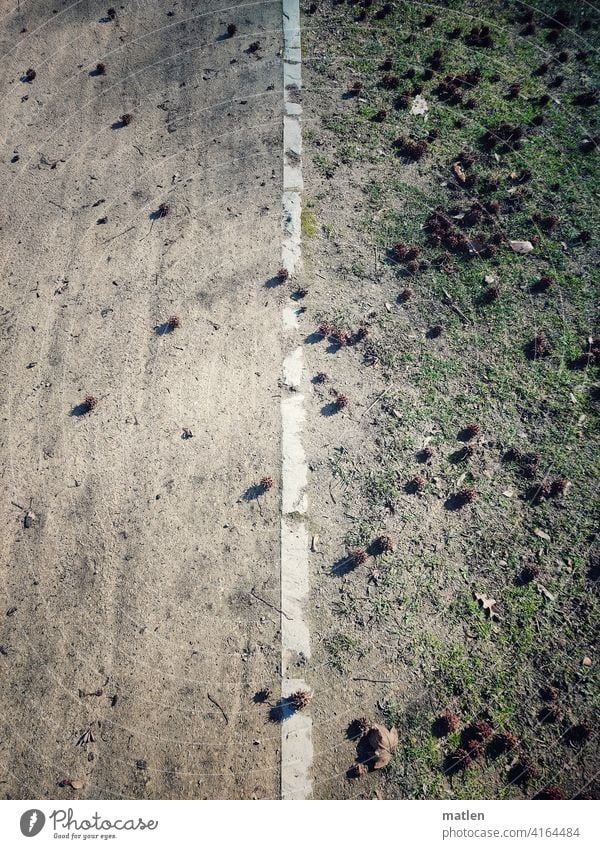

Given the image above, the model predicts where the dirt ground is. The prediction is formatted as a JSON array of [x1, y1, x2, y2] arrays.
[[1, 0, 598, 804], [300, 0, 598, 801], [0, 0, 285, 800]]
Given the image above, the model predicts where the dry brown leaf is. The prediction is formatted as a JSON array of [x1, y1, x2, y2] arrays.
[[536, 583, 555, 601], [509, 240, 534, 254], [534, 528, 551, 542], [372, 748, 392, 769], [367, 724, 398, 753], [76, 729, 95, 747], [473, 590, 501, 622]]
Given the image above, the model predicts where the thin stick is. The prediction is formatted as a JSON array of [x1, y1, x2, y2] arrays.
[[104, 225, 135, 244], [360, 387, 391, 418], [207, 692, 229, 725], [441, 288, 471, 324], [250, 588, 292, 621]]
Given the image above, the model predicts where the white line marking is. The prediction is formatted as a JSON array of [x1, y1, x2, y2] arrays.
[[281, 0, 312, 800]]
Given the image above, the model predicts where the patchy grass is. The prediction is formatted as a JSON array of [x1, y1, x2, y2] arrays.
[[301, 206, 318, 237], [304, 0, 599, 800]]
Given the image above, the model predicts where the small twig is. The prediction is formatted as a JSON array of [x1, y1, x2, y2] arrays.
[[441, 288, 471, 324], [360, 387, 392, 418], [207, 692, 229, 725], [250, 587, 292, 621], [329, 480, 337, 504], [352, 677, 397, 684], [104, 225, 135, 244]]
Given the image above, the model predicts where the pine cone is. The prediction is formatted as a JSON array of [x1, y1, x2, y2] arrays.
[[356, 717, 372, 737], [318, 322, 335, 337], [467, 720, 493, 741], [508, 757, 539, 785], [410, 475, 427, 492], [372, 534, 395, 554], [550, 478, 570, 497], [260, 476, 274, 492], [491, 731, 518, 753], [458, 487, 478, 504], [535, 785, 565, 800], [438, 709, 460, 734], [332, 328, 350, 347], [349, 549, 368, 568], [566, 723, 592, 744], [540, 685, 559, 702], [463, 423, 480, 439], [538, 704, 560, 724], [448, 747, 471, 771], [290, 690, 312, 712], [465, 738, 483, 761], [521, 564, 540, 583]]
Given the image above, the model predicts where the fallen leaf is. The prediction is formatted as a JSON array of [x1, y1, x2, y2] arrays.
[[582, 656, 592, 667], [536, 583, 555, 601], [410, 94, 428, 116], [534, 528, 551, 542], [24, 510, 37, 528], [372, 748, 392, 769], [473, 590, 501, 621], [509, 240, 534, 254], [76, 729, 95, 747], [366, 724, 398, 754], [452, 162, 466, 183]]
